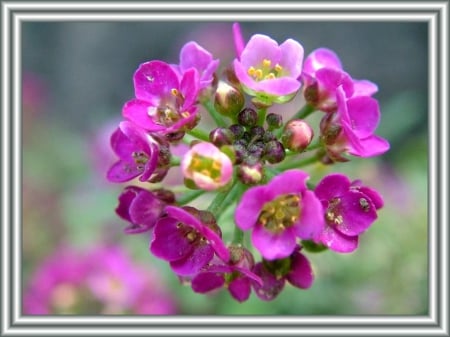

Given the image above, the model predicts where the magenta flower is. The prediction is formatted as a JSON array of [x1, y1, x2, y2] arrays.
[[107, 121, 170, 183], [172, 41, 219, 91], [191, 246, 262, 302], [233, 33, 304, 105], [302, 48, 378, 112], [23, 245, 177, 315], [181, 142, 233, 191], [320, 86, 390, 159], [115, 186, 167, 234], [150, 206, 230, 276], [314, 173, 383, 253], [122, 60, 199, 135], [235, 170, 324, 260], [252, 247, 314, 301]]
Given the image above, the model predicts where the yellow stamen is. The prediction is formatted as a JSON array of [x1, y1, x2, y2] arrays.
[[255, 69, 263, 80], [247, 66, 256, 76], [171, 88, 179, 96], [262, 59, 271, 68], [265, 73, 276, 80], [275, 63, 283, 73]]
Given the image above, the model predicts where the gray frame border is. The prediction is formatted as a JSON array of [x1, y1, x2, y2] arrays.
[[1, 1, 448, 336]]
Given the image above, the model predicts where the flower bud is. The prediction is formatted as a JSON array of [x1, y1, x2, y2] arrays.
[[229, 124, 246, 139], [266, 113, 283, 130], [214, 81, 245, 117], [249, 126, 265, 140], [281, 119, 314, 152], [237, 162, 264, 185], [209, 127, 235, 147], [181, 142, 233, 191], [237, 108, 258, 127], [264, 140, 286, 164]]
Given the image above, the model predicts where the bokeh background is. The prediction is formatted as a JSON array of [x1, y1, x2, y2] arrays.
[[22, 21, 428, 315]]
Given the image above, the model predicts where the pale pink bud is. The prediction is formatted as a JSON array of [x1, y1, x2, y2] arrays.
[[282, 120, 314, 152], [181, 142, 233, 191]]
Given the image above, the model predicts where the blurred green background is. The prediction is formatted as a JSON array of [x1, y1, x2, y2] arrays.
[[22, 21, 428, 315]]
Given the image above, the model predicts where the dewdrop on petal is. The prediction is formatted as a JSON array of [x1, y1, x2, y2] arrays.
[[181, 142, 233, 191]]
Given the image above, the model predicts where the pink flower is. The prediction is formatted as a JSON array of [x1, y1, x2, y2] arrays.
[[235, 170, 324, 260], [107, 121, 170, 183], [252, 247, 314, 301], [150, 206, 230, 276], [233, 31, 304, 105], [122, 60, 199, 135], [172, 41, 219, 91], [23, 245, 177, 314], [115, 186, 168, 234], [314, 173, 383, 253], [302, 48, 378, 112], [191, 246, 262, 302], [181, 142, 233, 191], [320, 86, 390, 160]]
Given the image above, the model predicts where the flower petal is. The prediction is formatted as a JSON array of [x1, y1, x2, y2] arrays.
[[191, 271, 225, 293], [133, 60, 179, 102], [286, 251, 314, 289], [314, 173, 351, 201], [240, 34, 280, 69], [251, 263, 285, 301], [347, 134, 390, 157], [122, 99, 166, 132], [318, 225, 359, 253], [303, 48, 343, 76], [129, 189, 164, 229], [106, 160, 141, 183], [279, 38, 304, 78], [235, 186, 268, 230], [265, 169, 309, 199], [228, 277, 252, 302], [352, 79, 378, 97], [150, 217, 193, 261], [295, 190, 325, 240], [252, 225, 297, 260], [170, 242, 214, 276], [346, 96, 380, 138]]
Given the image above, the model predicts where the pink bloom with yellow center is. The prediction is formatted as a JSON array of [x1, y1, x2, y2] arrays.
[[181, 142, 233, 191], [233, 29, 304, 105]]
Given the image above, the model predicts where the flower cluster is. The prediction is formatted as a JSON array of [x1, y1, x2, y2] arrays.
[[23, 245, 177, 314], [107, 23, 389, 302]]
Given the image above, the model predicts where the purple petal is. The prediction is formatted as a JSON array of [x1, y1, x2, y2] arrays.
[[179, 68, 199, 109], [314, 173, 351, 201], [170, 242, 214, 276], [348, 134, 390, 157], [228, 277, 251, 302], [318, 226, 359, 253], [252, 225, 297, 260], [234, 266, 263, 286], [106, 160, 141, 182], [133, 60, 179, 102], [255, 76, 301, 96], [129, 189, 163, 229], [286, 251, 314, 289], [279, 38, 304, 78], [346, 96, 380, 138], [316, 68, 354, 99], [115, 186, 137, 222], [191, 272, 225, 293], [352, 79, 378, 97], [139, 143, 159, 182], [303, 48, 342, 76], [232, 23, 245, 58], [295, 190, 325, 240], [150, 217, 193, 261], [334, 191, 378, 236], [265, 169, 308, 199], [110, 126, 135, 160], [355, 186, 384, 209], [165, 206, 229, 261], [122, 99, 166, 132], [240, 34, 281, 69], [235, 186, 268, 230], [180, 42, 213, 72], [251, 263, 285, 301]]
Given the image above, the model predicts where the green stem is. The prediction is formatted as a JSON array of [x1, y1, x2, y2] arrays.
[[257, 107, 267, 127], [176, 190, 205, 205], [304, 139, 323, 152], [291, 103, 315, 121], [276, 154, 320, 171], [232, 226, 244, 244], [207, 180, 242, 219], [203, 100, 227, 128], [187, 128, 210, 142]]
